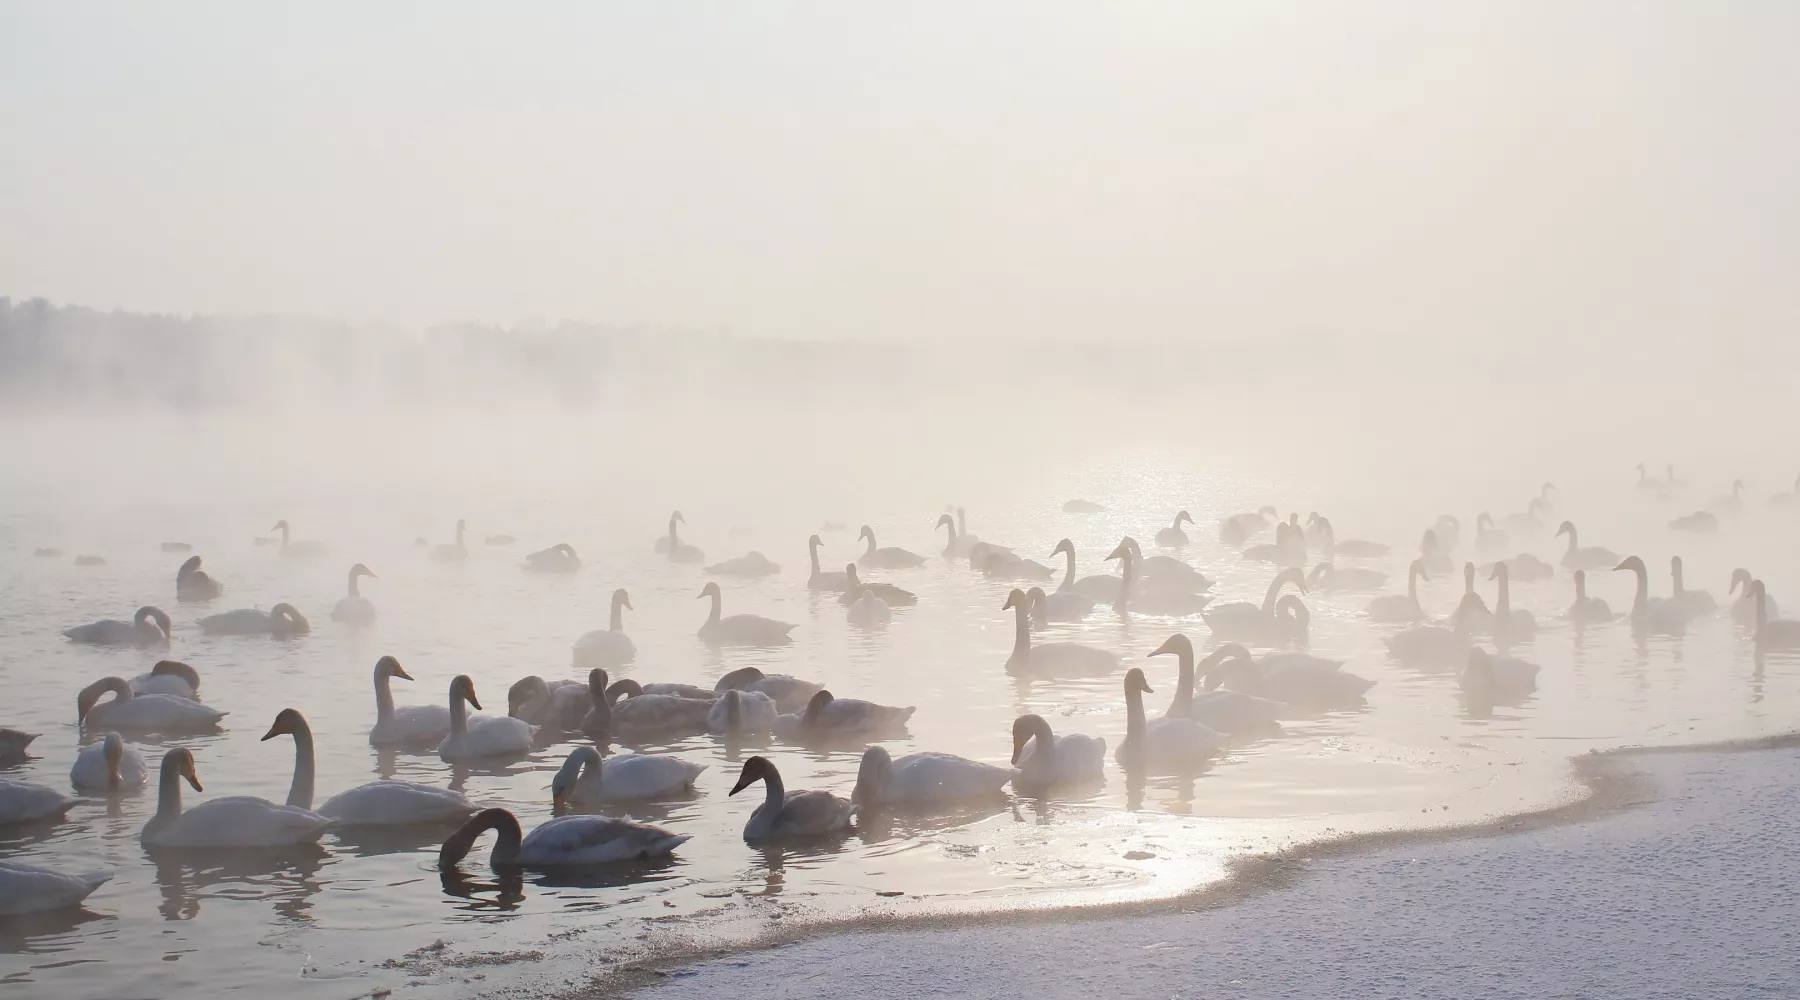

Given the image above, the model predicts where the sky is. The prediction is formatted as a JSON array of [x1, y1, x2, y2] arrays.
[[3, 2, 1797, 342]]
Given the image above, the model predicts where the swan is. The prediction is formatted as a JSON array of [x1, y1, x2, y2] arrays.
[[432, 519, 469, 562], [270, 520, 329, 558], [1122, 537, 1213, 593], [550, 745, 706, 806], [1711, 479, 1746, 516], [1309, 515, 1390, 558], [1613, 556, 1687, 636], [175, 555, 223, 601], [331, 563, 378, 624], [1366, 560, 1429, 623], [1487, 561, 1537, 640], [1200, 567, 1308, 642], [852, 746, 1013, 807], [1499, 498, 1549, 534], [588, 675, 714, 736], [1730, 569, 1781, 627], [1272, 595, 1313, 647], [1114, 667, 1220, 770], [1063, 499, 1106, 514], [524, 542, 581, 573], [1418, 530, 1453, 575], [641, 681, 716, 699], [1566, 570, 1613, 623], [1750, 580, 1800, 651], [63, 605, 170, 646], [129, 659, 200, 701], [1474, 513, 1508, 551], [0, 729, 38, 759], [1205, 646, 1374, 709], [0, 777, 79, 825], [438, 675, 536, 761], [1383, 595, 1487, 667], [653, 511, 705, 563], [729, 755, 856, 840], [839, 564, 917, 606], [1461, 647, 1540, 699], [857, 525, 926, 569], [200, 602, 310, 636], [1669, 510, 1718, 534], [1218, 506, 1276, 546], [846, 586, 892, 628], [1667, 556, 1717, 618], [935, 512, 982, 558], [696, 581, 795, 645], [705, 551, 780, 577], [70, 732, 149, 791], [1307, 562, 1388, 593], [1635, 463, 1668, 493], [1043, 540, 1100, 619], [0, 862, 111, 916], [713, 666, 824, 714], [977, 546, 1055, 582], [368, 655, 452, 745], [1241, 522, 1305, 566], [265, 708, 475, 825], [707, 688, 779, 735], [1010, 714, 1105, 791], [1485, 552, 1555, 582], [772, 689, 915, 739], [1154, 510, 1194, 547], [1108, 539, 1210, 617], [78, 677, 225, 731], [572, 589, 638, 668], [1769, 474, 1800, 510], [1458, 563, 1496, 634], [1002, 588, 1119, 677], [807, 535, 850, 591], [140, 747, 333, 848], [1556, 521, 1620, 570], [439, 807, 688, 869], [507, 675, 589, 729], [1151, 634, 1283, 734]]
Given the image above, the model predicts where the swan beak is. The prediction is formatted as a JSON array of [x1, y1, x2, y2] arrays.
[[729, 774, 755, 796], [259, 723, 283, 741], [1611, 560, 1630, 572], [393, 664, 413, 681], [1148, 638, 1177, 657], [551, 789, 566, 811], [182, 761, 203, 792]]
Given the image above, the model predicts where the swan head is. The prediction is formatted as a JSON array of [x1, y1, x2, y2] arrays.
[[714, 666, 765, 694], [101, 732, 125, 786], [1729, 568, 1752, 595], [507, 676, 550, 717], [1555, 520, 1575, 538], [802, 689, 835, 724], [854, 745, 894, 805], [729, 755, 776, 796], [1050, 538, 1075, 559], [1103, 541, 1133, 562], [134, 606, 172, 640], [858, 524, 875, 542], [450, 675, 481, 711], [613, 588, 633, 611], [551, 746, 603, 811], [1612, 556, 1646, 575], [271, 520, 290, 532], [439, 808, 517, 870], [1201, 653, 1259, 693], [1175, 510, 1193, 527], [670, 510, 685, 524], [1488, 561, 1508, 582], [1149, 633, 1194, 660], [1010, 714, 1052, 764], [1478, 512, 1493, 528], [375, 655, 411, 682], [151, 659, 200, 692], [1124, 667, 1153, 696], [1305, 511, 1320, 525], [349, 563, 377, 579], [935, 514, 954, 530], [698, 581, 723, 600], [810, 533, 825, 548], [1002, 588, 1028, 611], [160, 746, 203, 793], [260, 707, 307, 742], [844, 563, 860, 585], [177, 554, 203, 577]]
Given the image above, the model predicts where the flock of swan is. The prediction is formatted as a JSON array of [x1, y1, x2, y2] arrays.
[[4, 471, 1798, 920]]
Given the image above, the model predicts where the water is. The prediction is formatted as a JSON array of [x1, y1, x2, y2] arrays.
[[2, 415, 1798, 999]]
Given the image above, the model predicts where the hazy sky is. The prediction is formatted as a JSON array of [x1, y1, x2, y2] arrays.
[[3, 3, 1797, 341]]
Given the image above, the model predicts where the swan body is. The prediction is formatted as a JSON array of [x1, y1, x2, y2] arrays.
[[368, 655, 452, 745], [1383, 595, 1486, 667], [1219, 507, 1276, 546], [1669, 510, 1718, 534], [70, 732, 148, 791], [857, 525, 925, 569], [1200, 567, 1308, 643], [713, 666, 823, 714], [271, 520, 329, 558], [1750, 580, 1800, 650], [1487, 561, 1537, 640], [438, 676, 536, 761], [601, 678, 716, 735], [846, 588, 892, 628], [1613, 556, 1687, 636], [78, 677, 224, 731], [839, 564, 917, 607], [696, 581, 795, 645], [572, 588, 637, 668], [1366, 560, 1429, 623], [0, 862, 111, 916], [64, 605, 170, 646], [1207, 646, 1374, 709], [199, 603, 310, 636], [1557, 521, 1620, 570], [773, 690, 915, 739], [1462, 647, 1540, 699], [130, 659, 200, 700], [1116, 668, 1220, 768], [1730, 570, 1781, 627], [935, 512, 982, 558], [331, 563, 379, 624], [524, 542, 581, 573], [508, 675, 590, 729], [705, 551, 780, 577], [0, 778, 79, 825], [852, 746, 1014, 806], [1011, 714, 1106, 790], [1046, 546, 1103, 619], [431, 519, 469, 562], [707, 688, 779, 735], [1566, 570, 1613, 623], [1153, 635, 1284, 734], [551, 746, 706, 806], [730, 756, 856, 840], [1108, 539, 1210, 617], [1309, 516, 1389, 558], [440, 808, 688, 869], [1003, 588, 1119, 677], [1308, 562, 1388, 593], [1154, 510, 1194, 547], [807, 534, 850, 591], [1769, 474, 1800, 510], [264, 709, 475, 825], [141, 748, 333, 848], [1667, 556, 1716, 618]]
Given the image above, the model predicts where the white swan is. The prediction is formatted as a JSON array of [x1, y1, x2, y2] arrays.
[[656, 512, 706, 563], [130, 659, 200, 700], [1461, 647, 1540, 699], [807, 534, 850, 591], [70, 732, 148, 791], [696, 581, 795, 645], [1042, 540, 1100, 620], [705, 551, 780, 577], [976, 545, 1055, 582], [439, 807, 688, 869], [1499, 498, 1548, 534], [331, 563, 379, 624], [140, 747, 333, 848], [438, 676, 535, 761], [712, 666, 823, 714], [1769, 474, 1800, 510], [1219, 506, 1276, 546], [368, 655, 451, 745], [840, 564, 917, 606], [1002, 588, 1119, 677], [1566, 570, 1613, 623], [1750, 580, 1800, 651], [175, 555, 223, 601], [1730, 569, 1781, 627], [1457, 563, 1496, 634], [857, 525, 926, 569], [265, 708, 474, 825], [572, 589, 638, 668], [852, 745, 1013, 807], [1635, 463, 1669, 493], [1010, 714, 1105, 791], [507, 675, 589, 729], [584, 674, 713, 736], [1669, 510, 1718, 534], [199, 602, 310, 636], [1366, 560, 1429, 623], [1151, 634, 1283, 734], [1309, 515, 1390, 558], [1200, 567, 1308, 642], [1667, 556, 1717, 618], [1418, 529, 1452, 575], [551, 745, 705, 806], [1556, 521, 1620, 571], [432, 519, 469, 562], [0, 862, 110, 916], [64, 605, 170, 646], [1487, 561, 1537, 640], [0, 777, 79, 825], [1154, 510, 1194, 547], [1115, 667, 1220, 769], [846, 586, 892, 628], [1613, 556, 1687, 636], [1307, 562, 1388, 593], [524, 542, 581, 573], [271, 520, 329, 558], [1241, 522, 1306, 567], [1206, 645, 1374, 708], [1383, 595, 1487, 667], [707, 688, 778, 735], [1114, 538, 1212, 615], [729, 755, 856, 840], [78, 677, 225, 731], [1710, 478, 1745, 516], [1474, 513, 1508, 551], [935, 512, 982, 558], [772, 690, 915, 739]]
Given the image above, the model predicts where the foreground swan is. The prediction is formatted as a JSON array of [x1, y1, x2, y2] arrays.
[[266, 708, 474, 825], [0, 862, 111, 916], [1151, 634, 1283, 733], [852, 745, 1013, 807], [1556, 521, 1620, 571], [846, 586, 891, 628], [696, 581, 795, 645], [1750, 580, 1800, 651], [730, 756, 856, 840], [1366, 560, 1429, 623], [70, 732, 148, 791], [657, 511, 706, 563], [707, 688, 779, 735], [0, 777, 79, 825], [572, 589, 638, 668], [64, 605, 171, 646], [773, 689, 915, 739], [524, 542, 581, 573], [431, 519, 469, 562], [1668, 556, 1717, 618], [807, 535, 850, 591], [199, 602, 310, 636], [331, 563, 379, 624], [1116, 668, 1220, 769], [713, 666, 823, 714], [1200, 567, 1308, 643], [1154, 510, 1194, 547], [1730, 569, 1781, 627], [368, 655, 451, 745], [175, 555, 223, 601], [439, 807, 688, 869], [1461, 647, 1540, 699], [438, 676, 536, 761], [705, 551, 780, 577], [78, 677, 225, 731], [1566, 570, 1613, 623], [130, 659, 200, 700], [271, 520, 329, 558], [1010, 714, 1106, 790], [551, 745, 706, 806], [1003, 589, 1118, 677], [1613, 556, 1687, 636], [141, 748, 332, 848], [857, 525, 926, 569]]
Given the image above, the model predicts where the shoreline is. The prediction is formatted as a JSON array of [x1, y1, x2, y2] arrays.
[[564, 729, 1800, 998]]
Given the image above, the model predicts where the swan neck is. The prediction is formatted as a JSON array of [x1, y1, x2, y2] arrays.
[[1495, 572, 1510, 616], [374, 669, 396, 723], [489, 811, 524, 865], [155, 757, 184, 824], [1170, 650, 1195, 716], [610, 593, 625, 631], [1061, 548, 1075, 590], [1633, 567, 1649, 615], [287, 716, 316, 810], [809, 538, 822, 576], [450, 689, 469, 735], [1011, 600, 1031, 658], [348, 569, 361, 598], [707, 591, 722, 626], [1125, 685, 1146, 746], [1407, 563, 1420, 603], [762, 768, 786, 812], [1261, 575, 1284, 614]]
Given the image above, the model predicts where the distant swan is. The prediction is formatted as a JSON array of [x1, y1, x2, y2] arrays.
[[439, 807, 688, 869], [1768, 474, 1800, 510], [432, 519, 469, 562], [1667, 556, 1716, 618], [1062, 499, 1106, 514], [524, 543, 581, 573], [1669, 510, 1718, 534], [729, 755, 856, 840], [705, 551, 780, 577], [331, 563, 378, 624], [1710, 479, 1745, 516], [78, 677, 224, 732], [572, 589, 638, 668], [1566, 570, 1613, 623], [1003, 588, 1119, 677], [69, 731, 148, 791], [1010, 714, 1105, 791], [1154, 510, 1194, 547], [1613, 556, 1687, 636], [1200, 567, 1308, 643], [1366, 560, 1429, 623], [1307, 562, 1388, 594], [266, 708, 474, 825], [64, 605, 170, 646], [1499, 498, 1549, 534], [1309, 515, 1390, 558], [846, 585, 891, 628], [807, 535, 850, 591], [858, 525, 925, 569], [1749, 580, 1800, 651], [1635, 463, 1668, 493], [1487, 561, 1536, 640], [1461, 647, 1540, 700], [1556, 521, 1620, 571], [130, 659, 200, 700], [437, 675, 535, 761], [936, 512, 981, 558], [1109, 539, 1210, 617], [368, 655, 451, 745], [507, 675, 589, 729], [140, 748, 332, 848], [1730, 569, 1780, 627], [590, 676, 714, 736], [1418, 530, 1452, 575], [551, 745, 705, 806], [175, 555, 223, 601], [1205, 644, 1374, 709], [1151, 634, 1283, 734], [657, 511, 705, 563], [1219, 507, 1275, 546], [696, 581, 795, 645], [1042, 540, 1099, 620], [271, 520, 329, 558], [840, 564, 917, 607], [1474, 513, 1508, 551], [199, 603, 309, 636]]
